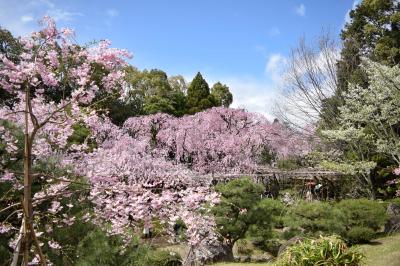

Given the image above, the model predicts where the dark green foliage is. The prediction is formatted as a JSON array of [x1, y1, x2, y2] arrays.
[[346, 226, 375, 244], [187, 72, 210, 108], [250, 197, 284, 257], [212, 178, 270, 255], [67, 123, 92, 146], [259, 146, 276, 165], [275, 235, 364, 266], [211, 82, 233, 107], [285, 201, 344, 236], [75, 228, 123, 266], [124, 67, 188, 118], [335, 199, 387, 243], [285, 199, 387, 244], [187, 72, 218, 114], [0, 28, 21, 107], [335, 199, 386, 231], [107, 97, 145, 126], [341, 0, 400, 67], [259, 239, 281, 257], [144, 96, 176, 115]]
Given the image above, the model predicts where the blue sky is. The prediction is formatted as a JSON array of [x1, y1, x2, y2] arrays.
[[0, 0, 357, 118]]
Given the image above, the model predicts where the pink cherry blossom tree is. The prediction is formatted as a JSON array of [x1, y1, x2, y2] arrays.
[[123, 107, 312, 175], [0, 16, 131, 264]]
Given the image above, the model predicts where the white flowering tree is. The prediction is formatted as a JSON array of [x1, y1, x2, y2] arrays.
[[322, 59, 400, 197]]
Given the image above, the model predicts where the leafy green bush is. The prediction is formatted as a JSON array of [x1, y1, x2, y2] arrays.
[[284, 201, 343, 236], [283, 199, 387, 244], [346, 226, 375, 244], [275, 235, 364, 266], [335, 199, 387, 244]]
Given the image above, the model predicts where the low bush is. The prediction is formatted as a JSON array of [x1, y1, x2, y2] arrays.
[[335, 199, 387, 244], [346, 226, 375, 244], [275, 235, 364, 266], [285, 199, 387, 244], [284, 201, 343, 236]]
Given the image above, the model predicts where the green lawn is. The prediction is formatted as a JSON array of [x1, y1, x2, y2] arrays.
[[358, 233, 400, 266]]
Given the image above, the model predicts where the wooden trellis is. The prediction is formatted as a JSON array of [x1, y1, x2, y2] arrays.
[[205, 167, 343, 200]]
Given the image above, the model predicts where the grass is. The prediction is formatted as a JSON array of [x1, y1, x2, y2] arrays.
[[211, 233, 400, 266], [358, 233, 400, 266]]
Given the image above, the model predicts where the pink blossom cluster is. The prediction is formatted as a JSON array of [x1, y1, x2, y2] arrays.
[[69, 114, 219, 246], [123, 107, 311, 174], [0, 16, 131, 257], [0, 16, 131, 101]]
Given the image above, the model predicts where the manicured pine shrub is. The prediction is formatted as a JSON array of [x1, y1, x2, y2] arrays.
[[284, 201, 344, 236], [335, 199, 387, 244]]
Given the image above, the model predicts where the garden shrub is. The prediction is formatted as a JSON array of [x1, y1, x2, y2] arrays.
[[284, 201, 343, 236], [335, 199, 387, 243], [248, 199, 286, 253], [346, 226, 375, 244], [275, 235, 364, 266]]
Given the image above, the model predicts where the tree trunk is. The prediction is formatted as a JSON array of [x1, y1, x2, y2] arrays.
[[23, 88, 33, 264]]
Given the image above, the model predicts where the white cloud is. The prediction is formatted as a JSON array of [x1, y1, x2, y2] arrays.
[[46, 9, 82, 22], [265, 53, 287, 84], [106, 9, 119, 18], [226, 77, 277, 120], [21, 15, 34, 23], [295, 4, 306, 17]]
